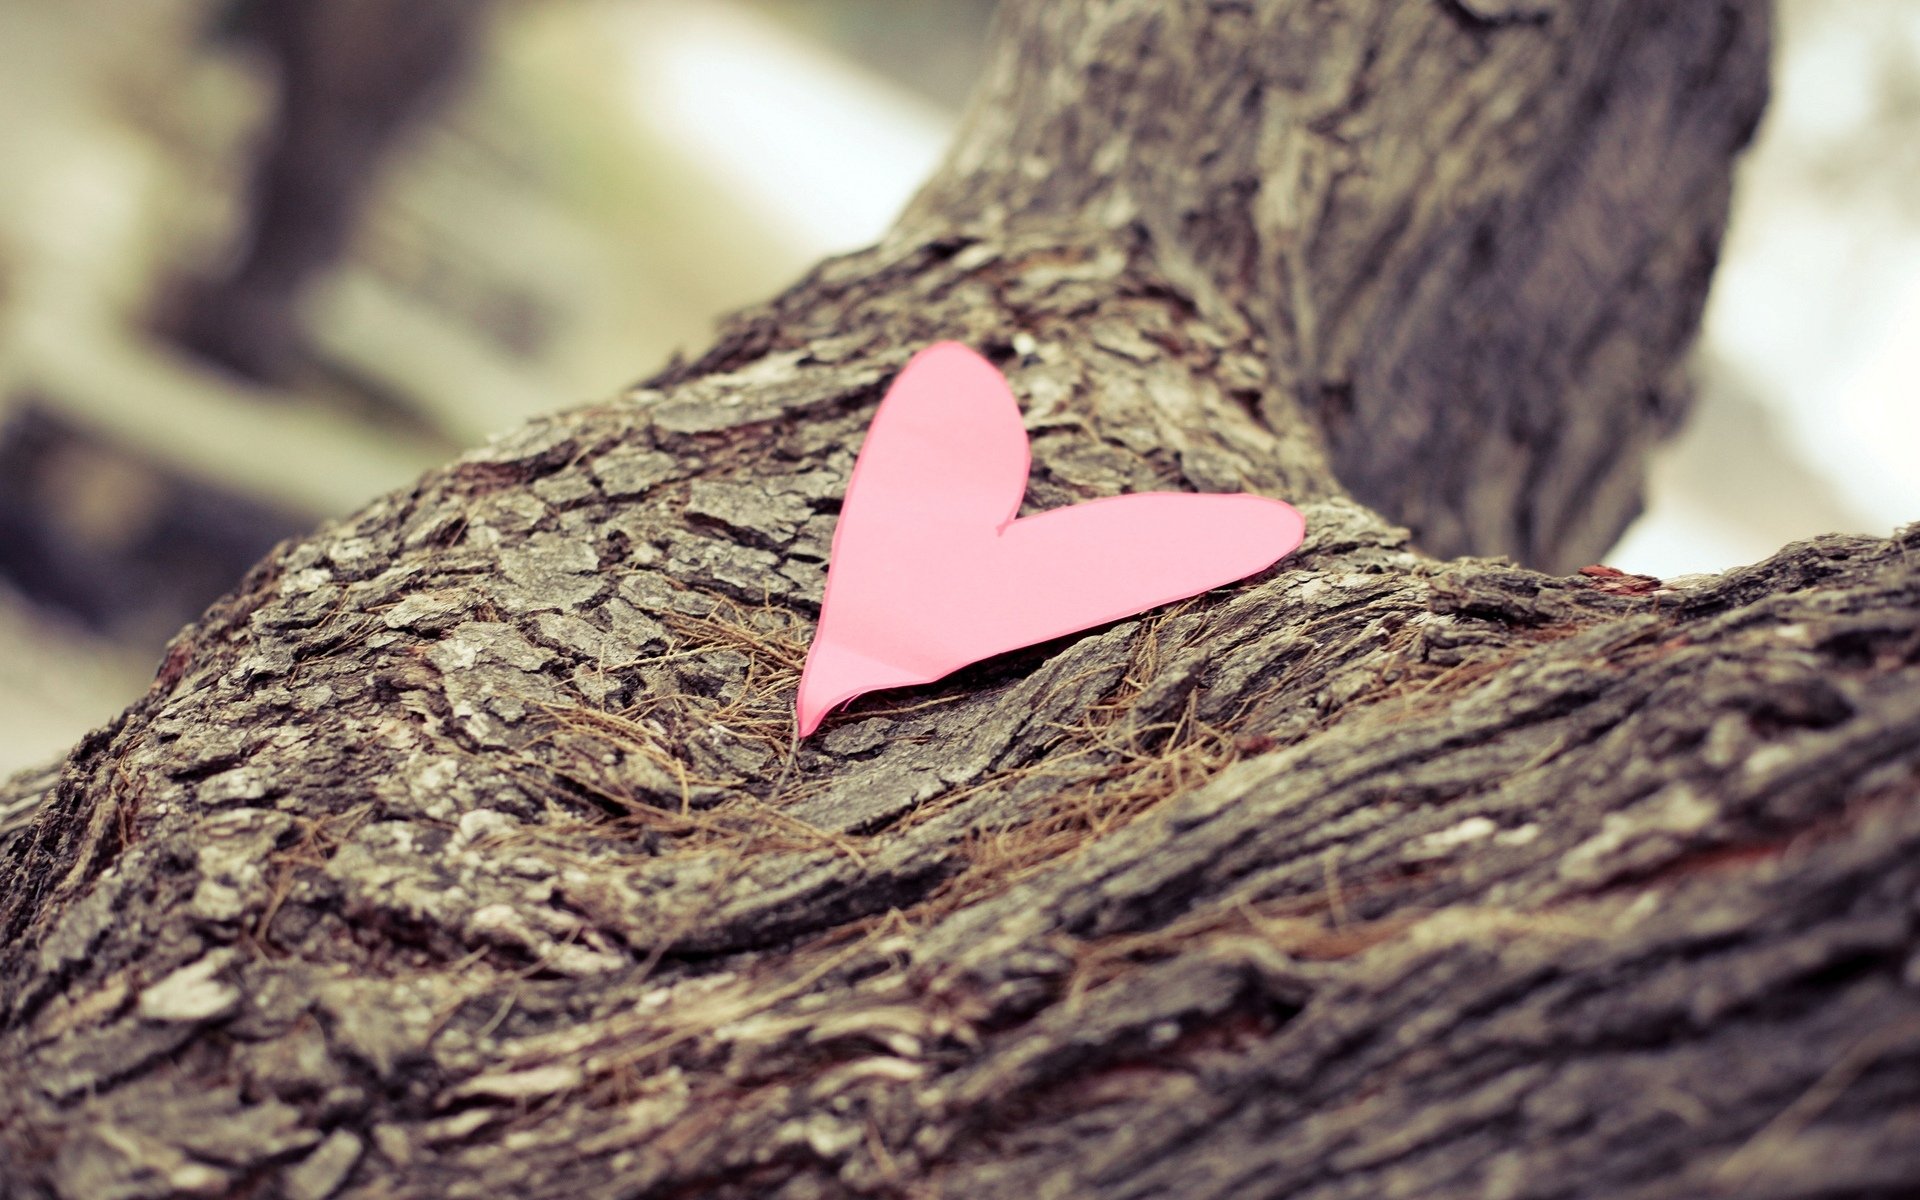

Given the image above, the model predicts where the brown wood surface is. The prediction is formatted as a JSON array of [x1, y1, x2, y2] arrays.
[[9, 2, 1919, 1198]]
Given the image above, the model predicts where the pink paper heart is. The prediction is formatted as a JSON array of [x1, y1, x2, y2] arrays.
[[796, 342, 1305, 736]]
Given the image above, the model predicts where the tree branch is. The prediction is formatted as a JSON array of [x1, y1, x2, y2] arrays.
[[10, 4, 1916, 1200]]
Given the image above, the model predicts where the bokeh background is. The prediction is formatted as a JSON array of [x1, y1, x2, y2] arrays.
[[0, 0, 1914, 775]]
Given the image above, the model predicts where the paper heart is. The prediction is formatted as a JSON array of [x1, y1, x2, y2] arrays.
[[795, 342, 1305, 736]]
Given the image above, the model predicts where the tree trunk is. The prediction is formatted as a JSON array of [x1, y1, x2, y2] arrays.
[[168, 0, 493, 386], [8, 2, 1919, 1198]]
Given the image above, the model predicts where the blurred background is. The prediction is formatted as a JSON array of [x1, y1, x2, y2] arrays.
[[0, 0, 1913, 776]]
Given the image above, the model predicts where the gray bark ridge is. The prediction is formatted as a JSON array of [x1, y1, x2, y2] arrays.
[[10, 3, 1918, 1200]]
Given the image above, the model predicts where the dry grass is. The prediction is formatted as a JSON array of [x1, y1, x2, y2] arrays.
[[505, 591, 1287, 926], [654, 604, 809, 739], [497, 592, 854, 856], [251, 801, 376, 949], [491, 751, 866, 867], [1062, 893, 1416, 1005], [892, 609, 1253, 923]]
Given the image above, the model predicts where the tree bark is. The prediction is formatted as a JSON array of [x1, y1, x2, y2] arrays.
[[8, 2, 1919, 1199]]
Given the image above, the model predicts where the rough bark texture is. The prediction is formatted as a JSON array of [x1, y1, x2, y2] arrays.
[[9, 3, 1919, 1199]]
